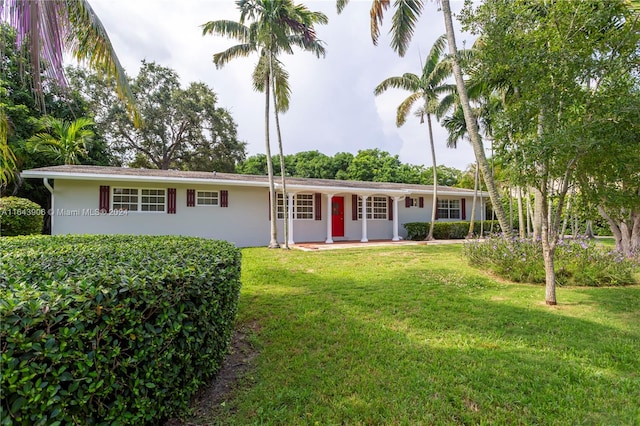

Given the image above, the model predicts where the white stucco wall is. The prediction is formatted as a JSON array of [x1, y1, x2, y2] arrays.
[[51, 180, 272, 247]]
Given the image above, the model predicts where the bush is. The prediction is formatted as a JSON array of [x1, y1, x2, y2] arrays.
[[0, 235, 242, 425], [404, 220, 503, 240], [462, 235, 638, 286], [0, 196, 44, 236]]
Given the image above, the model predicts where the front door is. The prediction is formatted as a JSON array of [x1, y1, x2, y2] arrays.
[[331, 196, 344, 237]]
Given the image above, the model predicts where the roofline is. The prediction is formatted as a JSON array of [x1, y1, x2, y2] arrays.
[[21, 169, 488, 198]]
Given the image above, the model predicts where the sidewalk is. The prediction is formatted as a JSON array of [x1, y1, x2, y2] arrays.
[[291, 239, 463, 251]]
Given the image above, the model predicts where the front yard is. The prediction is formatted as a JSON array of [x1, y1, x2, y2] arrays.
[[184, 244, 640, 425]]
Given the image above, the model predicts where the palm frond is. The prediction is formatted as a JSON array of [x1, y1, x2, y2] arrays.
[[370, 0, 391, 46], [337, 0, 350, 14], [201, 19, 251, 42], [213, 43, 257, 68], [374, 73, 420, 95], [287, 34, 326, 58], [390, 0, 423, 57], [396, 92, 422, 126]]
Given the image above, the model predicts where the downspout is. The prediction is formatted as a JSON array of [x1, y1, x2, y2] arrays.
[[44, 178, 54, 233]]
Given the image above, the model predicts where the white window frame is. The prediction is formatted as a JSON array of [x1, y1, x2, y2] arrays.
[[358, 196, 388, 220], [437, 199, 461, 219], [112, 187, 166, 213], [276, 193, 315, 220], [196, 190, 219, 206], [408, 197, 420, 208]]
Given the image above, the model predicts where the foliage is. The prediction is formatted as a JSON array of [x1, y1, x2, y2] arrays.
[[67, 62, 246, 171], [26, 116, 95, 165], [0, 196, 44, 236], [463, 235, 639, 286], [0, 0, 136, 119], [184, 245, 640, 424], [0, 235, 242, 425], [403, 220, 502, 240]]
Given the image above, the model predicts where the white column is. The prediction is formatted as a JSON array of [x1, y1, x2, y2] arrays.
[[325, 193, 334, 244], [360, 195, 369, 243], [392, 196, 401, 241], [287, 193, 295, 245]]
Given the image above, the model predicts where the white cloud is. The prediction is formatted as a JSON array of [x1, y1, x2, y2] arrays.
[[89, 0, 479, 171]]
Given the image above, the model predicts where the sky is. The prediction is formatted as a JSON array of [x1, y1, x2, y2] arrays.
[[89, 0, 480, 171]]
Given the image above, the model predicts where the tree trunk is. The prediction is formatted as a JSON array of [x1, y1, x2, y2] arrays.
[[270, 54, 289, 249], [264, 72, 279, 249], [467, 161, 479, 238], [559, 189, 572, 240], [426, 113, 437, 241], [598, 206, 640, 257], [532, 188, 543, 241], [540, 186, 557, 305], [441, 0, 511, 236], [517, 187, 525, 239]]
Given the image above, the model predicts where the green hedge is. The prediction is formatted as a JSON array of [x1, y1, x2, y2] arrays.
[[0, 235, 242, 425], [0, 196, 44, 236], [403, 220, 503, 240]]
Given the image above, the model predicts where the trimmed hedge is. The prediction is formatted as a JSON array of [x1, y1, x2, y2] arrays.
[[0, 197, 44, 236], [404, 220, 503, 240], [0, 235, 242, 425]]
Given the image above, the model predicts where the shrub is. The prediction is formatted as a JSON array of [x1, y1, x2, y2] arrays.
[[462, 235, 638, 286], [0, 235, 242, 425], [404, 220, 502, 240], [0, 196, 44, 236]]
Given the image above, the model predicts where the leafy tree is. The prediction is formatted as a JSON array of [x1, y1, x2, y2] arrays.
[[374, 34, 452, 240], [346, 149, 403, 183], [337, 0, 511, 235], [463, 0, 640, 304], [203, 0, 327, 248], [0, 0, 137, 163], [69, 62, 246, 171], [27, 116, 94, 165]]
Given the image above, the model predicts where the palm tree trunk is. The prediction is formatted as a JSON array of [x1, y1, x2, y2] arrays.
[[270, 53, 289, 249], [440, 0, 511, 236], [264, 71, 279, 249], [467, 161, 479, 238], [426, 113, 437, 241]]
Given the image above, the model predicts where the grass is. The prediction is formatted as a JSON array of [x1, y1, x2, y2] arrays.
[[190, 244, 640, 425]]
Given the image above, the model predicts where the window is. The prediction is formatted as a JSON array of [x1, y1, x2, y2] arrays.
[[358, 196, 388, 220], [197, 190, 219, 206], [112, 188, 165, 212], [409, 197, 419, 207], [113, 188, 138, 211], [437, 199, 461, 219], [276, 193, 315, 220]]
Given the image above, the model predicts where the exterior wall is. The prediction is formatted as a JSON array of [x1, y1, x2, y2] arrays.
[[51, 179, 271, 247], [50, 179, 486, 246]]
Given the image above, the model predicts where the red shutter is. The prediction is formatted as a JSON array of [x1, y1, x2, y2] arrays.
[[405, 197, 411, 208], [388, 197, 393, 221], [352, 194, 358, 221], [461, 198, 466, 220], [99, 185, 110, 212], [167, 188, 177, 214], [187, 189, 195, 207], [315, 193, 321, 220], [435, 198, 439, 220], [419, 197, 424, 208], [221, 190, 229, 208]]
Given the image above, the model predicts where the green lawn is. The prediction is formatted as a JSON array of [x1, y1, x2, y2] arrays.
[[192, 244, 640, 425]]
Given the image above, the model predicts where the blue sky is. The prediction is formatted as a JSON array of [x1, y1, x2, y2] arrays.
[[90, 0, 481, 171]]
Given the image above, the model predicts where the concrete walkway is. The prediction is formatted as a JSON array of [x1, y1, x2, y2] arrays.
[[291, 239, 464, 251]]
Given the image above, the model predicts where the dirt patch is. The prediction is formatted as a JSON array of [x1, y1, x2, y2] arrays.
[[164, 322, 260, 425]]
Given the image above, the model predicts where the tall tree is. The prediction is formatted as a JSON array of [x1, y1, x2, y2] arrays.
[[202, 0, 327, 248], [463, 0, 640, 304], [337, 0, 511, 235], [68, 62, 246, 171], [374, 34, 452, 240]]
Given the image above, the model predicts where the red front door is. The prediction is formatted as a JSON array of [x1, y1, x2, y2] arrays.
[[331, 196, 344, 237]]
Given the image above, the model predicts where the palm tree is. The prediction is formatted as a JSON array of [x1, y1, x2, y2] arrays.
[[202, 0, 327, 249], [0, 0, 134, 116], [337, 0, 512, 236], [374, 35, 452, 241], [27, 116, 94, 165]]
